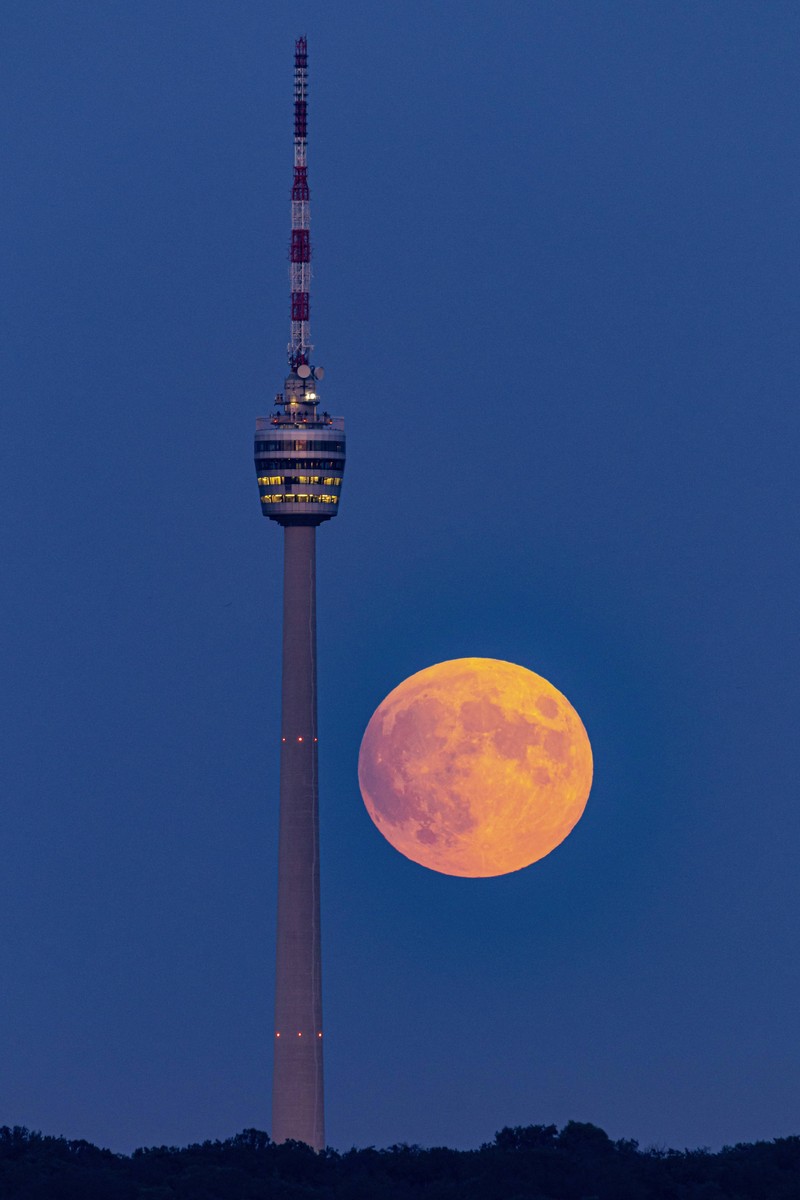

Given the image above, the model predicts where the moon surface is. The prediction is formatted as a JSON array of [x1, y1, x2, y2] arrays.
[[358, 658, 593, 878]]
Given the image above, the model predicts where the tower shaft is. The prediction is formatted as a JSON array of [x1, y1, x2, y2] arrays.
[[272, 523, 324, 1149]]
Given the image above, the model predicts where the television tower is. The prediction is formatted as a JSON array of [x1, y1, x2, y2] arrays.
[[254, 36, 345, 1151]]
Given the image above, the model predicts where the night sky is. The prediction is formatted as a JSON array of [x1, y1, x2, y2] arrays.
[[3, 0, 799, 1157]]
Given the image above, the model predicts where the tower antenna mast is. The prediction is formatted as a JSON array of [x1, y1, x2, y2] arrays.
[[290, 36, 311, 371]]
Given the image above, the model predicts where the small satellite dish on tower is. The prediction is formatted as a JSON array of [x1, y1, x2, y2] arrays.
[[313, 366, 325, 380], [297, 364, 312, 379]]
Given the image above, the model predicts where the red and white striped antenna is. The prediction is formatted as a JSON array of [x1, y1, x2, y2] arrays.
[[289, 36, 311, 371]]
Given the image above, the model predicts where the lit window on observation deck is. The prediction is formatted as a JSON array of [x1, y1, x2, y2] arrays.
[[260, 494, 339, 505], [257, 459, 343, 470]]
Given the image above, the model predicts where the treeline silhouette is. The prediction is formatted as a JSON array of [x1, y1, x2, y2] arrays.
[[1, 1121, 799, 1199]]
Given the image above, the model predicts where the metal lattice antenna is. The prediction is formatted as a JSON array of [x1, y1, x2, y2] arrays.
[[289, 36, 311, 370]]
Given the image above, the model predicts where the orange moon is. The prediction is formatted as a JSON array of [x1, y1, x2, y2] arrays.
[[357, 658, 593, 878]]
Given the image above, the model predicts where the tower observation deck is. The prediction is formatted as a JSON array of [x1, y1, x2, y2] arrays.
[[254, 37, 344, 1151], [254, 372, 345, 526]]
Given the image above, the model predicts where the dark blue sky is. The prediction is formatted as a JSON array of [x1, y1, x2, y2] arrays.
[[2, 0, 799, 1156]]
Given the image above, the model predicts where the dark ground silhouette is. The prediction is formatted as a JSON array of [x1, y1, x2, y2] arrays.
[[2, 1121, 800, 1199]]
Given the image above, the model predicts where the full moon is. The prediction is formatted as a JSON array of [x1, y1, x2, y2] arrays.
[[358, 658, 593, 878]]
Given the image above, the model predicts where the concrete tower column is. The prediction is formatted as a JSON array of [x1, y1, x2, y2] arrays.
[[272, 523, 324, 1150]]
